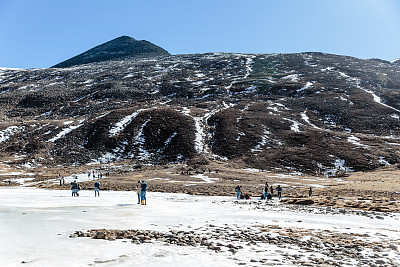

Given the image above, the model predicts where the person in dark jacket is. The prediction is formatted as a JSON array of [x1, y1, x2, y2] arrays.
[[141, 181, 147, 205], [276, 185, 283, 200], [263, 182, 268, 200], [71, 181, 79, 197], [94, 181, 100, 197]]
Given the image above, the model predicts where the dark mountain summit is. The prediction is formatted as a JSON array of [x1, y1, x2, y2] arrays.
[[51, 36, 170, 68]]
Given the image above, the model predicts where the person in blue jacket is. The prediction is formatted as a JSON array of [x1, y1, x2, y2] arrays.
[[235, 185, 241, 200], [141, 181, 147, 205]]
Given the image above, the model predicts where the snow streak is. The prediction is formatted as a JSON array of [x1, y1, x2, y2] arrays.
[[109, 109, 146, 137], [157, 132, 177, 154], [134, 118, 151, 160], [251, 126, 270, 152], [301, 111, 322, 130], [347, 135, 369, 148], [0, 126, 25, 143], [283, 118, 301, 132], [48, 120, 85, 143]]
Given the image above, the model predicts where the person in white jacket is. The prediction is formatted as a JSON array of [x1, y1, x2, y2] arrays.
[[136, 180, 142, 204]]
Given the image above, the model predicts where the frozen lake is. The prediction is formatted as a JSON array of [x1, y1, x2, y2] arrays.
[[0, 187, 399, 266]]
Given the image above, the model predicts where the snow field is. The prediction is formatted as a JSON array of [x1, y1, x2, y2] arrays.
[[0, 187, 398, 266]]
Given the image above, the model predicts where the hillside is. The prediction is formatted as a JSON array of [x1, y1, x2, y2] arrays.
[[1, 52, 400, 175], [51, 36, 170, 68]]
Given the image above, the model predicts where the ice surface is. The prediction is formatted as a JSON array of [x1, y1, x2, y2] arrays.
[[0, 188, 399, 266]]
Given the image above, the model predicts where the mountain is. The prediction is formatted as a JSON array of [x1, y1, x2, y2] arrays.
[[51, 36, 170, 68], [392, 59, 400, 66], [1, 52, 400, 174]]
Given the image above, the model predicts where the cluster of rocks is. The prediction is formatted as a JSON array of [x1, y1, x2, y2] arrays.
[[71, 228, 241, 254], [71, 224, 399, 266]]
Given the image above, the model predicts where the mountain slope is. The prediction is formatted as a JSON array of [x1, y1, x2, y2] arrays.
[[51, 36, 170, 68], [1, 52, 400, 174]]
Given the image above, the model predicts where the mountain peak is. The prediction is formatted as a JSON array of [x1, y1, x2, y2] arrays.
[[52, 36, 170, 68], [392, 58, 400, 65]]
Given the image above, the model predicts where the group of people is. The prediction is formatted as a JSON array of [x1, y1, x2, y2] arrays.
[[235, 183, 313, 200], [88, 170, 108, 179], [69, 175, 149, 205], [235, 183, 283, 200], [70, 180, 100, 197], [71, 179, 149, 203], [136, 180, 147, 205], [71, 180, 81, 197]]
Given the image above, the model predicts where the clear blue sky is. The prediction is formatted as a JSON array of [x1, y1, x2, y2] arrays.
[[1, 0, 399, 68]]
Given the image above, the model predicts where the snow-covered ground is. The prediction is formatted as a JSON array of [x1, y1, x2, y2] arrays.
[[0, 187, 399, 266]]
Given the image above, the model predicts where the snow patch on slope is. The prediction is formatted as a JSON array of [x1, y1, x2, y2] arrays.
[[347, 135, 369, 148], [297, 82, 314, 93], [48, 120, 85, 143], [283, 118, 301, 132], [301, 111, 322, 130], [0, 126, 25, 143], [282, 74, 301, 82], [251, 126, 271, 152], [109, 109, 147, 137], [134, 118, 152, 160], [362, 89, 400, 113]]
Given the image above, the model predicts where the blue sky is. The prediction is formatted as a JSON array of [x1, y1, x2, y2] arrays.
[[1, 0, 399, 68]]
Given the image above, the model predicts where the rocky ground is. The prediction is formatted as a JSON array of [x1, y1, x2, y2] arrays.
[[71, 201, 400, 266]]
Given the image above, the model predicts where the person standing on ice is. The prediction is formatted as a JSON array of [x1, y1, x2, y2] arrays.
[[270, 186, 274, 199], [309, 187, 312, 197], [276, 185, 283, 200], [71, 180, 78, 197], [263, 182, 268, 200], [235, 185, 241, 200], [94, 181, 100, 197], [141, 181, 147, 205], [136, 180, 142, 204]]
